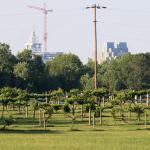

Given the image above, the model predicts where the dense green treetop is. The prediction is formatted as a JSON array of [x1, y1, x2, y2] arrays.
[[46, 53, 84, 90], [99, 53, 150, 91]]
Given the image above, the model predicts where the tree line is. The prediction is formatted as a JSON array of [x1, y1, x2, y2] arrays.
[[0, 42, 150, 93]]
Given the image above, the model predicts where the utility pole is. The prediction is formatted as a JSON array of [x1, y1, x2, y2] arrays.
[[86, 4, 107, 89]]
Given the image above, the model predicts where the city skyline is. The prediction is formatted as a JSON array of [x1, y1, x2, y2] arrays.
[[98, 42, 129, 64], [0, 0, 150, 63]]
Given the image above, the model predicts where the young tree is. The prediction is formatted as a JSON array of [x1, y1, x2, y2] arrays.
[[77, 94, 86, 121], [130, 104, 145, 125], [0, 87, 18, 118], [40, 104, 53, 130], [31, 98, 39, 120], [17, 90, 30, 118], [50, 88, 64, 104]]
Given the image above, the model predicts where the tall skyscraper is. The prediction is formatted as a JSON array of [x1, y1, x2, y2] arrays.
[[98, 42, 129, 64]]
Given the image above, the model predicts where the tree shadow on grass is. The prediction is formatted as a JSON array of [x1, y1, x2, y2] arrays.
[[90, 128, 106, 132], [144, 128, 150, 130], [0, 129, 63, 134], [15, 118, 39, 126], [136, 128, 150, 131]]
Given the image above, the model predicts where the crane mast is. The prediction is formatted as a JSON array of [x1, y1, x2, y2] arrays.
[[27, 3, 53, 52]]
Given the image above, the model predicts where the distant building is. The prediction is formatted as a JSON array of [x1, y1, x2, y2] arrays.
[[98, 42, 129, 64], [42, 52, 63, 62], [25, 28, 42, 55], [25, 29, 63, 62]]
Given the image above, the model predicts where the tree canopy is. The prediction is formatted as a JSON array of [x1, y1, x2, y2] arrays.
[[0, 42, 149, 93], [46, 53, 84, 91]]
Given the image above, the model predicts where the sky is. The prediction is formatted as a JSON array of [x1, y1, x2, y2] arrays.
[[0, 0, 150, 63]]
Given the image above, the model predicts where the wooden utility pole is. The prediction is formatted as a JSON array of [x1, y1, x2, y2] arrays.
[[86, 4, 107, 89], [93, 4, 98, 89]]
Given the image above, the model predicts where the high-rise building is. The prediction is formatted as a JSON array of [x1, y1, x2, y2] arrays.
[[25, 29, 63, 62], [98, 42, 129, 64]]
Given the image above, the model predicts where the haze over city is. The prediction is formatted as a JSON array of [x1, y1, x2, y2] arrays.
[[0, 0, 150, 63]]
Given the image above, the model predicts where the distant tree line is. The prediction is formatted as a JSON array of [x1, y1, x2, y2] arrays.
[[0, 42, 149, 93]]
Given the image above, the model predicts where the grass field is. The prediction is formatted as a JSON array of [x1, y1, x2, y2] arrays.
[[0, 128, 150, 150], [0, 111, 150, 150]]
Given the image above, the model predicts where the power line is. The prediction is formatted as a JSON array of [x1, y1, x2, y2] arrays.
[[99, 33, 150, 43], [0, 12, 38, 17], [108, 7, 150, 14], [100, 21, 150, 32], [54, 8, 84, 13], [1, 7, 150, 17]]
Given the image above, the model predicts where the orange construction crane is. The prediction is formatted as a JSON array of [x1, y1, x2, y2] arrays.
[[27, 3, 53, 51]]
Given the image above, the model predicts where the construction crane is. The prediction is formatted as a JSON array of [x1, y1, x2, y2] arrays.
[[27, 3, 53, 51]]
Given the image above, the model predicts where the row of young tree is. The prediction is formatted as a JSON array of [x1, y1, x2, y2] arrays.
[[0, 42, 150, 93], [0, 87, 150, 129]]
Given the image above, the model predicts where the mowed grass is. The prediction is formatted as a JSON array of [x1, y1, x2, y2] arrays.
[[0, 110, 150, 150], [0, 127, 150, 150]]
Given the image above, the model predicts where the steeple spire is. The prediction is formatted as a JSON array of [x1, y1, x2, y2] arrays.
[[29, 26, 37, 43], [25, 27, 42, 54]]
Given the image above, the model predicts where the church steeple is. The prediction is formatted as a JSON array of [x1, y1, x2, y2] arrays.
[[29, 27, 37, 43], [25, 27, 42, 54]]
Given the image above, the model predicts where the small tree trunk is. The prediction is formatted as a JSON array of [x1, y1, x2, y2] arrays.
[[89, 108, 91, 126], [6, 105, 8, 111], [1, 104, 4, 118], [72, 104, 75, 116], [58, 97, 60, 105], [45, 92, 48, 104], [81, 104, 83, 121], [145, 112, 147, 129], [39, 109, 42, 126], [135, 95, 137, 104], [72, 117, 75, 125], [100, 109, 102, 125], [140, 95, 142, 104], [46, 97, 48, 104], [137, 114, 140, 125], [12, 103, 15, 111], [18, 105, 21, 114], [93, 113, 95, 128], [128, 111, 131, 122], [112, 112, 116, 126], [114, 118, 116, 126], [147, 94, 149, 106], [43, 112, 46, 130], [102, 97, 105, 107], [33, 110, 36, 120], [120, 108, 124, 121], [25, 105, 28, 118]]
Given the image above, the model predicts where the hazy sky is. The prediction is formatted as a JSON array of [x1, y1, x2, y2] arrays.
[[0, 0, 150, 63]]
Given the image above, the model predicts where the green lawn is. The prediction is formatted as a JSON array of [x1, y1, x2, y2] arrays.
[[0, 111, 150, 150], [0, 126, 150, 150]]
